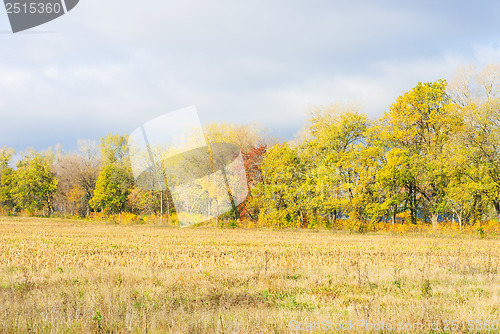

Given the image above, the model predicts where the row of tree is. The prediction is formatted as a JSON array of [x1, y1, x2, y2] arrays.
[[1, 64, 500, 228], [0, 125, 267, 220], [245, 64, 500, 228]]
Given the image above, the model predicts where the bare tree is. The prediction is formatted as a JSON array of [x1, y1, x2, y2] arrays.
[[53, 140, 101, 216]]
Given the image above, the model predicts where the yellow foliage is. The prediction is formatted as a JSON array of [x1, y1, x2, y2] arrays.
[[67, 185, 85, 204]]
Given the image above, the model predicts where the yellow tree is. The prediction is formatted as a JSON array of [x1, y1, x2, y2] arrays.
[[0, 147, 16, 213], [448, 63, 500, 220], [300, 104, 370, 225], [203, 122, 268, 153], [383, 80, 461, 227], [252, 143, 308, 227]]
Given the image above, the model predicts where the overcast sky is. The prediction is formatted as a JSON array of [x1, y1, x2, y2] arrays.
[[1, 0, 500, 152]]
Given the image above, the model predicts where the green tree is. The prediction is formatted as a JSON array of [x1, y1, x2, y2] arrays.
[[90, 164, 133, 214], [99, 133, 129, 166], [13, 152, 58, 216], [90, 134, 134, 214], [0, 168, 16, 214], [0, 147, 16, 213]]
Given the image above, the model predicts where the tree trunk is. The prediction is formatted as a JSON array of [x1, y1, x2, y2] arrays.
[[166, 191, 170, 224], [329, 210, 337, 225], [452, 207, 462, 231], [431, 213, 438, 229], [160, 191, 163, 225], [494, 201, 500, 220], [410, 184, 417, 225], [299, 210, 309, 228]]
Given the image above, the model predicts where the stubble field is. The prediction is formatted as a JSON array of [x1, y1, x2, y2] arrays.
[[0, 217, 499, 333]]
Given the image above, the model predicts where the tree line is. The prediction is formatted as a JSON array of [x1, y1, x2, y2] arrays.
[[1, 64, 500, 229], [0, 124, 266, 221]]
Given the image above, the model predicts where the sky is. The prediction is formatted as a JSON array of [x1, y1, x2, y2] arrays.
[[1, 0, 500, 152]]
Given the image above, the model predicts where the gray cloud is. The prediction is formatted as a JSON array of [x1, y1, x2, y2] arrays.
[[1, 0, 500, 151]]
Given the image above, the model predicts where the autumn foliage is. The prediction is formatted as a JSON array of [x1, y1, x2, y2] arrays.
[[1, 64, 500, 231]]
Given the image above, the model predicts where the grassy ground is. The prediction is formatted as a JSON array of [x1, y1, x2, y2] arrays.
[[0, 217, 499, 333]]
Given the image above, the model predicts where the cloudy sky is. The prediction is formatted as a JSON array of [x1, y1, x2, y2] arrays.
[[1, 0, 500, 152]]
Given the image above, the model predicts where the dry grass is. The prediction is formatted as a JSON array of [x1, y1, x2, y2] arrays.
[[0, 217, 499, 333]]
